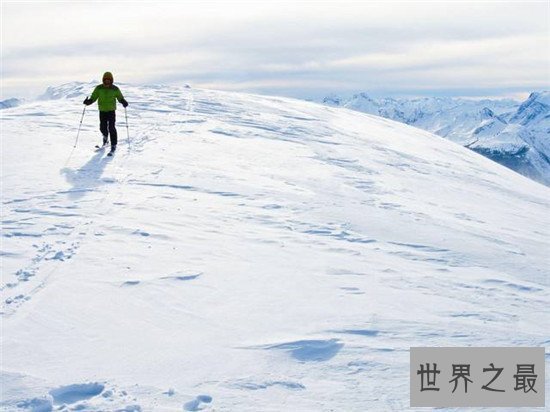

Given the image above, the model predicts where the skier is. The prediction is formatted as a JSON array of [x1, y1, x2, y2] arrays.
[[83, 71, 128, 155]]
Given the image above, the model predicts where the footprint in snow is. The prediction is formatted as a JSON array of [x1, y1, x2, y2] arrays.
[[183, 394, 212, 411], [49, 382, 104, 405], [4, 294, 29, 305], [263, 339, 343, 362], [15, 396, 53, 411]]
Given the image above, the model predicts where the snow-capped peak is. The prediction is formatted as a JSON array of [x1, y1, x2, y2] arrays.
[[0, 97, 23, 109], [318, 91, 549, 185], [479, 107, 495, 119], [512, 90, 550, 125]]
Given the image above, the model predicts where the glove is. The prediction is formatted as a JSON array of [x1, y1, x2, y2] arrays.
[[83, 98, 92, 105], [121, 99, 128, 108]]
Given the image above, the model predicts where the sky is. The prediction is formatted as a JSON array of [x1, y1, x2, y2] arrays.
[[1, 0, 549, 101]]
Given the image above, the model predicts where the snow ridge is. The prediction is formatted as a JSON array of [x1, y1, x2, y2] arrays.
[[320, 91, 550, 185]]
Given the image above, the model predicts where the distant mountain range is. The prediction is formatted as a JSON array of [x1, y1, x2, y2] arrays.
[[0, 98, 22, 109], [319, 91, 550, 186]]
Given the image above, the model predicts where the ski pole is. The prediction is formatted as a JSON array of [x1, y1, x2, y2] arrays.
[[74, 100, 87, 148], [125, 106, 131, 150]]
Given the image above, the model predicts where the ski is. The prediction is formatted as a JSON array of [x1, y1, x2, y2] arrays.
[[96, 136, 108, 151]]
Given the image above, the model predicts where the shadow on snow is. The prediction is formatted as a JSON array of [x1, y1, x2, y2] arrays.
[[60, 151, 113, 200]]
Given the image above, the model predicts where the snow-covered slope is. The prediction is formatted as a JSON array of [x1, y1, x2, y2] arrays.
[[321, 92, 550, 186], [1, 83, 549, 411]]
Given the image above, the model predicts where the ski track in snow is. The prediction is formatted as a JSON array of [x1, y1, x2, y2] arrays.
[[1, 83, 549, 411], [1, 87, 176, 315]]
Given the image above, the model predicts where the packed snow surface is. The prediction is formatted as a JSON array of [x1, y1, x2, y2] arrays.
[[1, 83, 549, 411]]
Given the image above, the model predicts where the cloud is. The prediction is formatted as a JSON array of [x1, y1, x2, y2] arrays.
[[328, 35, 547, 71], [2, 1, 549, 99]]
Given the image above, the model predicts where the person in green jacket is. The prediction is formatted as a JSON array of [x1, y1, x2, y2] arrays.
[[84, 72, 128, 152]]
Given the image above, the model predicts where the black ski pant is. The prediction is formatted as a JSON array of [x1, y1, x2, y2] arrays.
[[99, 110, 117, 146]]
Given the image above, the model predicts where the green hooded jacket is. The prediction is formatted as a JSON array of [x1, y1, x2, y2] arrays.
[[89, 84, 125, 112]]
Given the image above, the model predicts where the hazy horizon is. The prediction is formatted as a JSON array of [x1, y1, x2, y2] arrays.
[[3, 79, 541, 103]]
